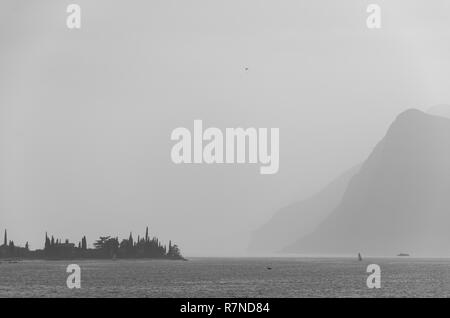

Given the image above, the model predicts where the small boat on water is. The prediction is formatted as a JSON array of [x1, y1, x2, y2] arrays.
[[358, 253, 363, 261], [397, 253, 410, 257]]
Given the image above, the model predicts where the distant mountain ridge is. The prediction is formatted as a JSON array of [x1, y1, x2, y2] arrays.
[[284, 109, 450, 256], [248, 165, 360, 254], [427, 104, 450, 119]]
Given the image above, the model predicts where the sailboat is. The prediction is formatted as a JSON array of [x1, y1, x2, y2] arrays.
[[358, 253, 363, 261]]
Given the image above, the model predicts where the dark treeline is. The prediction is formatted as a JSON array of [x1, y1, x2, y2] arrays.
[[0, 227, 185, 260]]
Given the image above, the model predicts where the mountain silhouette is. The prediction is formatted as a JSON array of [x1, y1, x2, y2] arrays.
[[248, 165, 360, 254], [284, 109, 450, 256]]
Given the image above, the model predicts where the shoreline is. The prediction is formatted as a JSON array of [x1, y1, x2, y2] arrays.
[[0, 256, 188, 262]]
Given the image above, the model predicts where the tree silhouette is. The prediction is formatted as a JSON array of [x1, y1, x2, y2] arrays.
[[81, 236, 87, 250], [1, 225, 184, 260]]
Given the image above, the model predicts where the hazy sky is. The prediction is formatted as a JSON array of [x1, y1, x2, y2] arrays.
[[2, 0, 450, 255]]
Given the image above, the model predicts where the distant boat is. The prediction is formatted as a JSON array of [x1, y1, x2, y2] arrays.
[[397, 253, 410, 257], [358, 253, 363, 261]]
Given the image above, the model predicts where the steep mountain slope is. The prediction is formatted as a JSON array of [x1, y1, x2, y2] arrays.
[[285, 109, 450, 256], [248, 165, 360, 254]]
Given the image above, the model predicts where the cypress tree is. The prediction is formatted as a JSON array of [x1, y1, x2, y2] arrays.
[[81, 236, 87, 250], [129, 232, 133, 246], [3, 229, 6, 246], [45, 233, 50, 250]]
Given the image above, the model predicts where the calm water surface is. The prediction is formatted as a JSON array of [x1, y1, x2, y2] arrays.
[[0, 257, 449, 297]]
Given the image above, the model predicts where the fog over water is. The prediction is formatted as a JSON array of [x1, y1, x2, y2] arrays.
[[2, 1, 450, 255]]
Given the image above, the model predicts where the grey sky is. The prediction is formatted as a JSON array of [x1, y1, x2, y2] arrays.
[[1, 0, 450, 255]]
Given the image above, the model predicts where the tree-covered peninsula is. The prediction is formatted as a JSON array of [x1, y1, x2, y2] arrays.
[[0, 227, 185, 260]]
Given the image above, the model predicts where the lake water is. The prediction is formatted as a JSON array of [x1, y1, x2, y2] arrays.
[[0, 257, 449, 297]]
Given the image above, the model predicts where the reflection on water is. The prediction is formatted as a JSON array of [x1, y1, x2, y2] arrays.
[[0, 257, 449, 297]]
